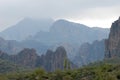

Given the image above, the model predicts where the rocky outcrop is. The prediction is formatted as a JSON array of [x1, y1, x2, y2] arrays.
[[0, 48, 39, 68], [11, 48, 39, 68], [74, 40, 105, 66], [105, 17, 120, 58], [0, 47, 76, 71], [38, 46, 76, 71]]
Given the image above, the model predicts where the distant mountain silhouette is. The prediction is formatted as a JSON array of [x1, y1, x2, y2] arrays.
[[0, 18, 54, 41], [30, 19, 109, 45], [0, 37, 49, 55], [0, 18, 110, 67]]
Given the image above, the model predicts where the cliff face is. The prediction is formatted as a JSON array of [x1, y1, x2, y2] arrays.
[[12, 48, 39, 68], [0, 47, 75, 71], [105, 17, 120, 58], [0, 48, 39, 68], [75, 40, 105, 66], [39, 46, 68, 71]]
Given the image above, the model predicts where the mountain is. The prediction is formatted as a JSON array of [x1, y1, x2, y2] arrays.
[[0, 47, 76, 71], [27, 19, 109, 63], [11, 48, 39, 68], [39, 46, 76, 71], [74, 40, 105, 66], [0, 37, 22, 54], [105, 17, 120, 58], [0, 19, 110, 67], [0, 37, 49, 55], [31, 19, 109, 45], [49, 43, 79, 61], [0, 19, 110, 68], [0, 18, 54, 41]]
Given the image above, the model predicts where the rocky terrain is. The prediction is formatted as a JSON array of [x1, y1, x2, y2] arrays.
[[74, 40, 105, 66], [105, 17, 120, 58], [0, 47, 76, 71]]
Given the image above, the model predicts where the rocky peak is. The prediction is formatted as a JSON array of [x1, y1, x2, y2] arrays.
[[75, 40, 105, 66], [17, 48, 37, 56], [55, 46, 67, 55], [105, 17, 120, 58], [39, 46, 77, 71], [13, 48, 39, 68], [40, 46, 67, 71], [0, 47, 77, 71]]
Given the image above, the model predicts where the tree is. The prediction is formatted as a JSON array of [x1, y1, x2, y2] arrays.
[[64, 58, 71, 70]]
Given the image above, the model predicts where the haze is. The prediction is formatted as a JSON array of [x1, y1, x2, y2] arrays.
[[0, 0, 120, 31]]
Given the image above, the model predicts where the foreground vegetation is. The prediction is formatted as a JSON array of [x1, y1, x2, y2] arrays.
[[0, 62, 120, 80]]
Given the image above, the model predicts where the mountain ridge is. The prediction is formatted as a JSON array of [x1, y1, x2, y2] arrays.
[[31, 19, 109, 45], [0, 18, 54, 41]]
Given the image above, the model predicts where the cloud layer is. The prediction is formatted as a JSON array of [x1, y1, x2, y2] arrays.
[[0, 0, 120, 31]]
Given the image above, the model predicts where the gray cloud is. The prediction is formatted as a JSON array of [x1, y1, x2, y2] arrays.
[[0, 0, 120, 30]]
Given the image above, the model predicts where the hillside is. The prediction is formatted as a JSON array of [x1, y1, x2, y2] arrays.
[[31, 19, 109, 45], [0, 18, 54, 41]]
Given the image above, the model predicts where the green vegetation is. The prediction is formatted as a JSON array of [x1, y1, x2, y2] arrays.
[[64, 58, 71, 70], [0, 59, 30, 74], [0, 59, 21, 73], [0, 63, 120, 80], [0, 58, 120, 80]]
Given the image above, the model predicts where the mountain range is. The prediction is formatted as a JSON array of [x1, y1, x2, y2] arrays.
[[0, 18, 110, 67], [0, 18, 54, 41], [29, 19, 109, 45], [0, 47, 76, 71], [0, 18, 109, 45]]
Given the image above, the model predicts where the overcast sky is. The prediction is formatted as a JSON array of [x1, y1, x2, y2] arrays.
[[0, 0, 120, 31]]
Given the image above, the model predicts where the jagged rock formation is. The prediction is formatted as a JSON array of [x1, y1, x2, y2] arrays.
[[39, 46, 68, 71], [0, 47, 76, 71], [105, 17, 120, 58], [74, 40, 105, 66], [11, 48, 39, 68], [0, 48, 39, 68]]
